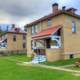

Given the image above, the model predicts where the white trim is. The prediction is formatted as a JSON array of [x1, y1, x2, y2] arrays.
[[51, 26, 61, 36], [51, 36, 61, 49]]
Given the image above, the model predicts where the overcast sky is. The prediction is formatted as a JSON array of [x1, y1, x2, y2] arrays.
[[0, 0, 80, 29]]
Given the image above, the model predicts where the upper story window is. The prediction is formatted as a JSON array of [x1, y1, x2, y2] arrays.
[[23, 34, 26, 40], [31, 25, 38, 34], [35, 25, 38, 33], [13, 34, 16, 42], [47, 19, 52, 27], [31, 26, 35, 34], [72, 21, 76, 33], [24, 27, 27, 32]]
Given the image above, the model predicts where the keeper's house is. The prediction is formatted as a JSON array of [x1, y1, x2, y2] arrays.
[[0, 27, 27, 54], [25, 3, 80, 61]]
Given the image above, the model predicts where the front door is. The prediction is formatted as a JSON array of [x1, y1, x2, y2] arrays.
[[46, 38, 51, 48]]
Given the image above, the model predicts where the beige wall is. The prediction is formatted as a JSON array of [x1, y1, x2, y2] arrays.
[[63, 15, 80, 53], [27, 27, 34, 56], [7, 33, 27, 51], [46, 48, 63, 61]]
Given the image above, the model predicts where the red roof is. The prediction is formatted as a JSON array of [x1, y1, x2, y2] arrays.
[[32, 25, 61, 40], [8, 27, 26, 34]]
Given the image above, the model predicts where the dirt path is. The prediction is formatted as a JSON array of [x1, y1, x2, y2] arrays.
[[59, 64, 74, 68], [19, 63, 80, 74]]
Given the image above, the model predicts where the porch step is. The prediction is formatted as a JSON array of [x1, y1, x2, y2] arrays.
[[30, 55, 47, 63]]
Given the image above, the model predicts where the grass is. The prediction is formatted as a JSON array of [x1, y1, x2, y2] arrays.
[[41, 58, 80, 66], [66, 66, 80, 70], [0, 55, 80, 80], [2, 54, 31, 62]]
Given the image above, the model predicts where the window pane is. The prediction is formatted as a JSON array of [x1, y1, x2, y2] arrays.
[[48, 20, 52, 26], [72, 21, 76, 33], [31, 26, 35, 34], [23, 34, 26, 40], [35, 25, 38, 33], [23, 43, 26, 48], [13, 34, 16, 42]]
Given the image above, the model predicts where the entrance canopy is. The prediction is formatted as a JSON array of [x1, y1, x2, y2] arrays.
[[32, 25, 62, 40]]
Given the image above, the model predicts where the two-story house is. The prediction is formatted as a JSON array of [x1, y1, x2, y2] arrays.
[[0, 27, 27, 55], [25, 3, 80, 62]]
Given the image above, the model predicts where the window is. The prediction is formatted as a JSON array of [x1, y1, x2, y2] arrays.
[[23, 34, 26, 40], [13, 34, 16, 42], [31, 26, 35, 34], [35, 25, 38, 33], [47, 19, 52, 27], [72, 21, 76, 33], [69, 54, 74, 59], [24, 27, 27, 32], [31, 25, 38, 34], [23, 43, 26, 48]]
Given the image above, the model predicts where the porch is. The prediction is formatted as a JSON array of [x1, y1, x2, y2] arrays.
[[31, 25, 63, 61]]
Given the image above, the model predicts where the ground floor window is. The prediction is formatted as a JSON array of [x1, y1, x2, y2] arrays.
[[69, 54, 74, 59], [23, 43, 26, 48]]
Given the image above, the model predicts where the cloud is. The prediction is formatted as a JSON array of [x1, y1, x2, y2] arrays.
[[0, 0, 79, 29], [0, 0, 52, 17], [0, 0, 53, 28]]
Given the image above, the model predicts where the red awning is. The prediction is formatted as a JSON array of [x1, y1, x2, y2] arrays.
[[32, 25, 61, 40]]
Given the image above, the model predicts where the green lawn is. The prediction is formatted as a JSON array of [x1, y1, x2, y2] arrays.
[[3, 54, 31, 62], [66, 66, 80, 70], [41, 58, 80, 66], [0, 55, 80, 80]]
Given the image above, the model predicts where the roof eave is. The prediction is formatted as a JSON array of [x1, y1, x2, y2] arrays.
[[26, 11, 80, 27]]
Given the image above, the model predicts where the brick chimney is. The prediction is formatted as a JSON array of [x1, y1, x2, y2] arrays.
[[66, 8, 77, 14], [52, 3, 59, 14]]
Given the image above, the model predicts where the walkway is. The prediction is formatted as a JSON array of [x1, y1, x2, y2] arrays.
[[19, 62, 80, 74]]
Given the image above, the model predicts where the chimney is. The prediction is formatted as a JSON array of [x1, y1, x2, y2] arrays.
[[52, 3, 59, 14], [66, 8, 77, 14], [62, 6, 66, 11], [12, 24, 15, 29]]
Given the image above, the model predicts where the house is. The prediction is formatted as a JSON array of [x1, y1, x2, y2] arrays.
[[25, 3, 80, 62], [0, 27, 27, 55]]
